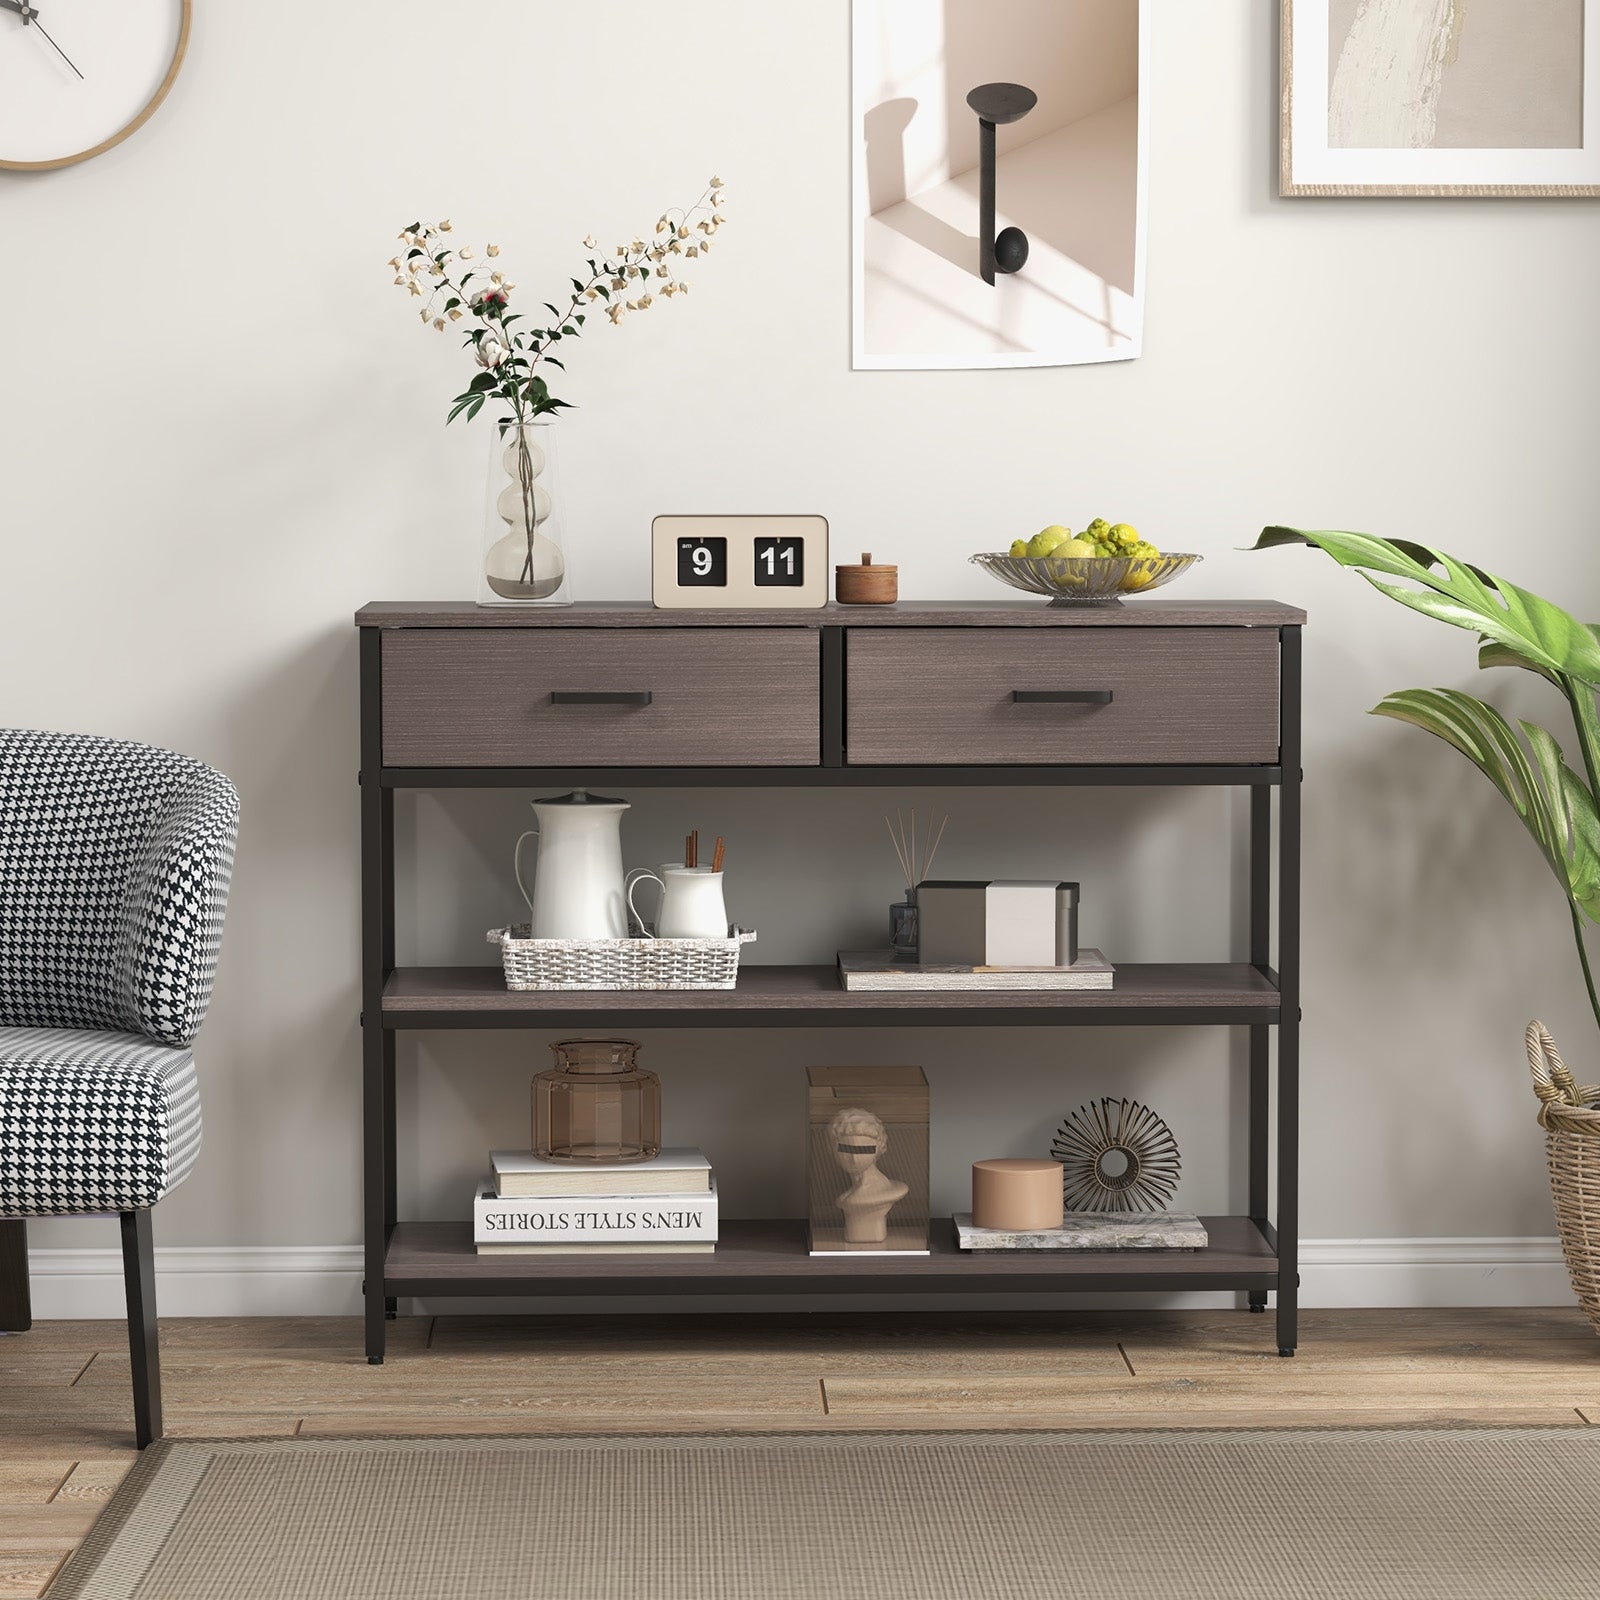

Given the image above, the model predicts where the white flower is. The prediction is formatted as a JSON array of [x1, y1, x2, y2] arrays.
[[486, 243, 500, 257], [631, 238, 646, 254], [439, 218, 453, 231], [393, 275, 406, 286], [408, 281, 423, 297], [448, 308, 464, 321], [583, 233, 598, 249], [710, 175, 724, 188], [607, 303, 627, 324], [419, 308, 430, 322], [476, 336, 509, 368], [638, 293, 653, 308], [685, 244, 699, 258], [433, 318, 446, 331], [458, 246, 475, 259]]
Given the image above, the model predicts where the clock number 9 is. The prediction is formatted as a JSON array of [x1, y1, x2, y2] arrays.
[[676, 536, 727, 588]]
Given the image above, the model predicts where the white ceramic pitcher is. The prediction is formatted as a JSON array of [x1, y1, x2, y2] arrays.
[[625, 864, 729, 940], [515, 789, 630, 939]]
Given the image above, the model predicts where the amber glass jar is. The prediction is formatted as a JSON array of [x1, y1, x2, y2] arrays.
[[533, 1038, 661, 1163]]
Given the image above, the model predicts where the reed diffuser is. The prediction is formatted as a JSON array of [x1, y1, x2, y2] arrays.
[[886, 808, 948, 955]]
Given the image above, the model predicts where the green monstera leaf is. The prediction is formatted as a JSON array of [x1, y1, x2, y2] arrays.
[[1256, 524, 1600, 1037], [1254, 527, 1600, 686], [1373, 690, 1600, 923]]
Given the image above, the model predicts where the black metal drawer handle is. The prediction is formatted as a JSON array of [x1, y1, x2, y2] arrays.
[[1012, 689, 1113, 705], [550, 690, 654, 706]]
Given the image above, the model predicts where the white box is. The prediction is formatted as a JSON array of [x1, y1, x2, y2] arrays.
[[984, 880, 1059, 967]]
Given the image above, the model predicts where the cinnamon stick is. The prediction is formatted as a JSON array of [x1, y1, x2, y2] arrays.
[[712, 836, 725, 873]]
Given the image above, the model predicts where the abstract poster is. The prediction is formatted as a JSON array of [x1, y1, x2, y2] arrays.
[[1283, 0, 1600, 195]]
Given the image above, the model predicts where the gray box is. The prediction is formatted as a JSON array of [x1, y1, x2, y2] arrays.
[[915, 880, 987, 966]]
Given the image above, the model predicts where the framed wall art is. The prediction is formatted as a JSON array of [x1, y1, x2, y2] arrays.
[[851, 0, 1149, 369], [1282, 0, 1600, 196]]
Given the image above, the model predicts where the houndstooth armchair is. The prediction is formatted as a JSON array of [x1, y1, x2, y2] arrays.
[[0, 729, 238, 1447]]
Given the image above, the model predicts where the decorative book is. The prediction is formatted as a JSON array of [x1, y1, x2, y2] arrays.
[[837, 949, 1113, 992], [953, 1212, 1208, 1251], [476, 1241, 715, 1256], [490, 1147, 711, 1199], [474, 1178, 718, 1245]]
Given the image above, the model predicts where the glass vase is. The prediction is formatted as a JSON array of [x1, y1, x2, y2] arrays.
[[481, 418, 571, 605], [533, 1038, 660, 1164]]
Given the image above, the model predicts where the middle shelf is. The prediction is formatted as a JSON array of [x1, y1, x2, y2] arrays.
[[381, 963, 1281, 1029]]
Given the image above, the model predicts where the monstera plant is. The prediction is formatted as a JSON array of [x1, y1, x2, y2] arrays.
[[1255, 527, 1600, 1036]]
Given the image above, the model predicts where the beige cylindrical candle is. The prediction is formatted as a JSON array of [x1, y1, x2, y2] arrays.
[[972, 1158, 1064, 1231]]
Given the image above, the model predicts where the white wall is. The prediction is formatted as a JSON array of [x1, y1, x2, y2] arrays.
[[6, 1, 1600, 1308]]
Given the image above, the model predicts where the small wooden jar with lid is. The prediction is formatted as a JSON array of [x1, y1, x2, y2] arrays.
[[971, 1158, 1065, 1231], [835, 552, 898, 605]]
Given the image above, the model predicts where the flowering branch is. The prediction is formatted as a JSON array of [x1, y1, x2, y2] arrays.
[[388, 176, 727, 436]]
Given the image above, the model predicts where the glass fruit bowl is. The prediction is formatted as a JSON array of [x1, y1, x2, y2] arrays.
[[970, 550, 1202, 602]]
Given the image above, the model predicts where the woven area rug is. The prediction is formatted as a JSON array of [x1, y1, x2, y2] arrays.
[[49, 1428, 1600, 1599]]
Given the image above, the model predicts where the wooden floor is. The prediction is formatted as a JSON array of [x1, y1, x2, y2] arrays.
[[4, 1306, 1600, 1596]]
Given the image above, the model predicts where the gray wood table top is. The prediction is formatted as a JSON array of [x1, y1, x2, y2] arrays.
[[356, 599, 1306, 628]]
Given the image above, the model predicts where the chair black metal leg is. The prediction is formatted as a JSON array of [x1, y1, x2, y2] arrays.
[[0, 1219, 30, 1332], [120, 1209, 162, 1448]]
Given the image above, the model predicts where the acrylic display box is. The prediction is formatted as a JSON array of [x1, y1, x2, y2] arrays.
[[807, 1066, 930, 1256]]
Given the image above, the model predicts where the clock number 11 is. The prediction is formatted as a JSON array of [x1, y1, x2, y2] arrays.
[[753, 537, 804, 587]]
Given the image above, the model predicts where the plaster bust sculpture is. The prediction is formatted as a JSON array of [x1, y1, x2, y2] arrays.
[[831, 1107, 909, 1243]]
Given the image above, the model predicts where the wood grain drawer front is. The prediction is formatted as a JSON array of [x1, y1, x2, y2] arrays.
[[382, 629, 820, 767], [846, 628, 1279, 765]]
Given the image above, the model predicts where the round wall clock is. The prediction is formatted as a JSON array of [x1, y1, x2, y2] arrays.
[[0, 0, 190, 171]]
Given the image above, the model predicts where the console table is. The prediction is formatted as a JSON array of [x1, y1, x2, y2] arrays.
[[355, 598, 1303, 1364]]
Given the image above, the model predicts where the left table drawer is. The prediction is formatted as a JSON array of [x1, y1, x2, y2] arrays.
[[380, 628, 821, 767]]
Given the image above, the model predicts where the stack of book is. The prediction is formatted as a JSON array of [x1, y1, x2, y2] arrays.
[[474, 1147, 718, 1256]]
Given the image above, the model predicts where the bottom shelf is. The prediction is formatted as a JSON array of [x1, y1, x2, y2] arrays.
[[385, 1216, 1280, 1297]]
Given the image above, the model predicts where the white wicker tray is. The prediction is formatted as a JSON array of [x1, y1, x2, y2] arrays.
[[487, 925, 757, 991]]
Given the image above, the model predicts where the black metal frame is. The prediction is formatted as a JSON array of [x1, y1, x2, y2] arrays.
[[357, 622, 1303, 1363]]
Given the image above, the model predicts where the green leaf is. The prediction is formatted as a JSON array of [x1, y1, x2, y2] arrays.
[[544, 356, 565, 370], [444, 297, 460, 312], [1372, 689, 1600, 921], [1253, 527, 1600, 686]]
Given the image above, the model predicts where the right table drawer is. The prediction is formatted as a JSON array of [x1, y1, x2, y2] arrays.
[[846, 627, 1280, 765]]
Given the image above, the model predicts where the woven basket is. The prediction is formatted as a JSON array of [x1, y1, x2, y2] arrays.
[[1527, 1020, 1600, 1335], [488, 925, 756, 991]]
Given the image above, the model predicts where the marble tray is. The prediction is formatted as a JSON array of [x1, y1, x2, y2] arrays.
[[953, 1212, 1209, 1251]]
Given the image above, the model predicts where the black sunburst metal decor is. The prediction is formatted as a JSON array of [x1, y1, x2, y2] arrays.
[[1051, 1098, 1181, 1212]]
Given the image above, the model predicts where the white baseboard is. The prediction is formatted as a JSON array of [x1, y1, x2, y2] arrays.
[[19, 1236, 1577, 1319]]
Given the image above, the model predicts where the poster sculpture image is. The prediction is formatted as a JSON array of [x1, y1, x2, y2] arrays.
[[852, 0, 1148, 369], [831, 1109, 909, 1244]]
